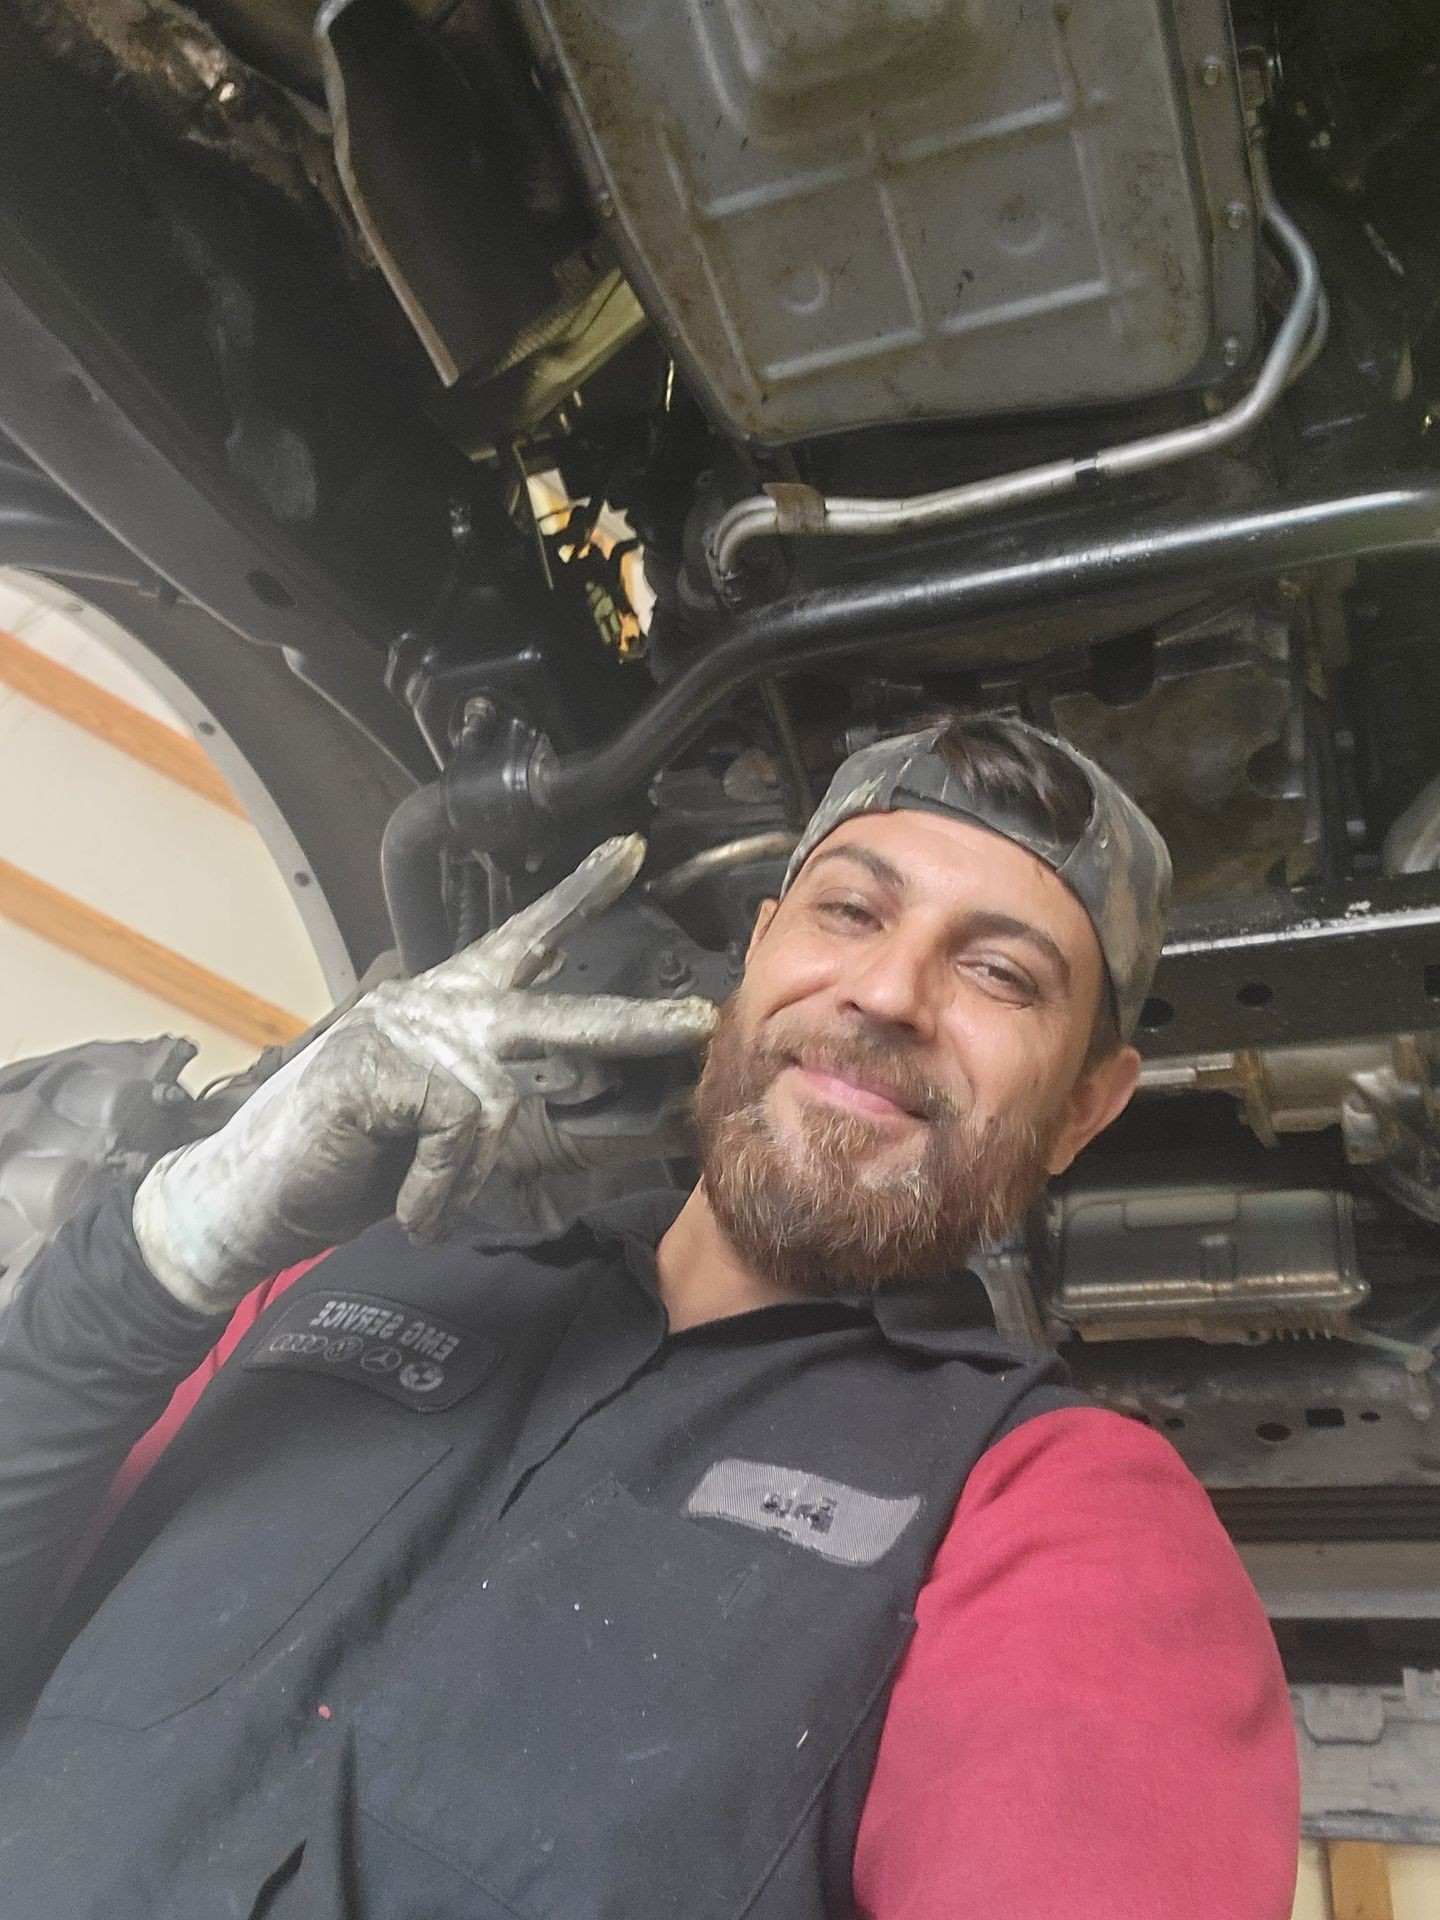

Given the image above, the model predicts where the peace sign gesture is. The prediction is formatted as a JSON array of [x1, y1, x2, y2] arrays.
[[134, 839, 717, 1312]]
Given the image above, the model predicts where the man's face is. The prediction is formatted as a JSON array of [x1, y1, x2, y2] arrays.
[[693, 809, 1140, 1295]]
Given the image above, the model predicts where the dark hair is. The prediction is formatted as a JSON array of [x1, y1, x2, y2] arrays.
[[925, 711, 1095, 844], [922, 711, 1119, 1068]]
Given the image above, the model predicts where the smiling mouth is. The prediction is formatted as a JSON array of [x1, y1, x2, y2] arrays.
[[786, 1061, 925, 1123]]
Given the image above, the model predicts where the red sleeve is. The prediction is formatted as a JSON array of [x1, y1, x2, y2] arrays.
[[852, 1406, 1299, 1920], [72, 1253, 331, 1561]]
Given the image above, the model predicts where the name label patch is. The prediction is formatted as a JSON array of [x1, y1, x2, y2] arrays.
[[687, 1458, 921, 1567], [244, 1290, 499, 1411]]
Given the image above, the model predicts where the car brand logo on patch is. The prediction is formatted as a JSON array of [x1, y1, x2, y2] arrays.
[[244, 1290, 499, 1412], [267, 1331, 327, 1357], [399, 1361, 445, 1394]]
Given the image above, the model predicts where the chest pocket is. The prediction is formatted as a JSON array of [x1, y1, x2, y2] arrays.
[[354, 1475, 915, 1920], [36, 1387, 453, 1731]]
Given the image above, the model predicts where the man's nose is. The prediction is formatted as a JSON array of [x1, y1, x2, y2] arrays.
[[836, 928, 938, 1038]]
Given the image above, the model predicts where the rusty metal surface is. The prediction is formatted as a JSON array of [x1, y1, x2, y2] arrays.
[[185, 0, 322, 97], [18, 0, 348, 224], [1068, 1338, 1440, 1499], [1137, 1034, 1438, 1146], [518, 0, 1256, 442], [1052, 604, 1312, 901]]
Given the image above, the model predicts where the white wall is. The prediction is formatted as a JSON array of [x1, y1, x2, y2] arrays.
[[0, 574, 330, 1084], [1294, 1840, 1440, 1919]]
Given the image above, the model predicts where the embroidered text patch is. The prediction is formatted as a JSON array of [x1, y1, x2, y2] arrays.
[[243, 1290, 499, 1412]]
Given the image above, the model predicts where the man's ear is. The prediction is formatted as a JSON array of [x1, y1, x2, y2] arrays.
[[745, 897, 779, 968], [1045, 1044, 1142, 1177]]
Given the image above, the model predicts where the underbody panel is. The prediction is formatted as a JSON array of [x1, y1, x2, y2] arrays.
[[515, 0, 1258, 441]]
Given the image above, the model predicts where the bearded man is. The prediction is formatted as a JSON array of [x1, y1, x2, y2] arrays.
[[0, 715, 1299, 1918]]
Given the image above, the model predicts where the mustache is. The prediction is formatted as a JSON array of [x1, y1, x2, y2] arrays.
[[752, 1022, 963, 1126]]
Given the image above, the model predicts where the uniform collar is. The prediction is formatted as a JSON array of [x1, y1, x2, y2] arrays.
[[575, 1187, 1013, 1363]]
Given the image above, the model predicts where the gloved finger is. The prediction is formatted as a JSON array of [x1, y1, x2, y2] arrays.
[[394, 1060, 514, 1242], [397, 1091, 517, 1242], [486, 992, 718, 1060], [450, 1107, 552, 1212], [395, 1115, 479, 1244], [493, 1100, 584, 1183], [446, 1146, 502, 1221], [464, 835, 647, 991]]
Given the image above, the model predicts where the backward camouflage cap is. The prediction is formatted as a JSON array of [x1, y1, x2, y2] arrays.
[[780, 723, 1172, 1042]]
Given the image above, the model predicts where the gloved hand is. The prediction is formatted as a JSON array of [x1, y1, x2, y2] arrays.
[[132, 836, 716, 1313]]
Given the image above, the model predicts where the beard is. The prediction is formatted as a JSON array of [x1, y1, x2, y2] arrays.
[[693, 995, 1061, 1298]]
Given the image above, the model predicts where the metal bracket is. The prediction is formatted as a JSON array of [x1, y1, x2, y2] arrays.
[[1295, 1669, 1440, 1842], [1143, 875, 1440, 1056], [317, 0, 559, 388]]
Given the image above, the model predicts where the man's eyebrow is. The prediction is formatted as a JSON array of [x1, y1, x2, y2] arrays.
[[803, 845, 907, 891]]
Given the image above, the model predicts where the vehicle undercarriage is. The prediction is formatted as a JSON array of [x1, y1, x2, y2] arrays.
[[3, 0, 1440, 1832]]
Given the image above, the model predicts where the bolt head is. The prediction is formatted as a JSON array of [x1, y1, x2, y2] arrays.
[[1224, 199, 1249, 230], [461, 695, 498, 739], [1221, 334, 1244, 368], [1199, 54, 1223, 87], [656, 946, 694, 992]]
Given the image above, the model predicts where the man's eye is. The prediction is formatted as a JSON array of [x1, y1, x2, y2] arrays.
[[966, 959, 1035, 998], [817, 898, 877, 928]]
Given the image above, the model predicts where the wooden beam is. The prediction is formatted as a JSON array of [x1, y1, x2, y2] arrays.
[[0, 627, 247, 818], [0, 856, 305, 1049], [1327, 1840, 1394, 1920]]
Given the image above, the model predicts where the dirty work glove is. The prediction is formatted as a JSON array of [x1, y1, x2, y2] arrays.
[[132, 837, 716, 1313]]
